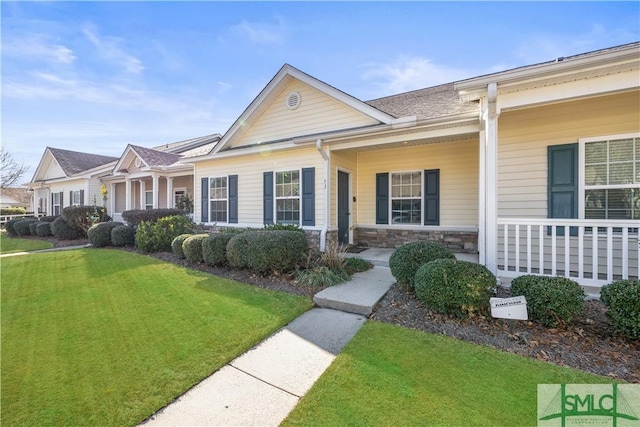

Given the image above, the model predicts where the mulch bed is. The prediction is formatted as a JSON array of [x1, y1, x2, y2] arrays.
[[21, 235, 640, 383]]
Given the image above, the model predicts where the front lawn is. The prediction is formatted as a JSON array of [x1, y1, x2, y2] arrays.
[[1, 249, 312, 426], [283, 321, 612, 427], [0, 232, 54, 253]]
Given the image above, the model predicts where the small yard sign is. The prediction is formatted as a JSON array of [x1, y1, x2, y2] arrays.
[[490, 296, 528, 320]]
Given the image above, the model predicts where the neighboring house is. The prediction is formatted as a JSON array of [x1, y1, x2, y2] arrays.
[[28, 147, 119, 215], [187, 42, 639, 293], [100, 134, 220, 222], [0, 187, 31, 210]]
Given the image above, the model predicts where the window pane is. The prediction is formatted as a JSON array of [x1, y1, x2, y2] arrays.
[[145, 192, 153, 205], [609, 139, 633, 162], [635, 161, 640, 184], [210, 200, 227, 222], [276, 199, 299, 224], [585, 141, 607, 164], [391, 199, 421, 224], [585, 164, 606, 186], [609, 163, 633, 185]]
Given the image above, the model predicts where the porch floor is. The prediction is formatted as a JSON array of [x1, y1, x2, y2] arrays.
[[344, 247, 479, 268]]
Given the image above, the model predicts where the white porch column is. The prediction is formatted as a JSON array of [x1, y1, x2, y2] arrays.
[[484, 82, 499, 275], [140, 180, 146, 210], [109, 183, 116, 216], [166, 177, 174, 209], [152, 175, 160, 209], [125, 179, 132, 211], [478, 129, 486, 266]]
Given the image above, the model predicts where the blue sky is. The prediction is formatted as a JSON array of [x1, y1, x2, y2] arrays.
[[2, 1, 639, 180]]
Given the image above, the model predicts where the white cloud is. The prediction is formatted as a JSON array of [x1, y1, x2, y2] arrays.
[[362, 56, 472, 96], [82, 25, 144, 74], [1, 34, 76, 64], [231, 18, 287, 44]]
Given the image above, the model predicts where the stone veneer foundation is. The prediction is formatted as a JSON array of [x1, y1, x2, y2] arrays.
[[354, 227, 478, 254]]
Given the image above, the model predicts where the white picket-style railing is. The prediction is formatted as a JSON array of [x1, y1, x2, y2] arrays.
[[0, 213, 45, 225], [497, 218, 639, 287]]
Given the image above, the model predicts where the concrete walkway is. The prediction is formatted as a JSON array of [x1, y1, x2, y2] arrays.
[[142, 260, 396, 426]]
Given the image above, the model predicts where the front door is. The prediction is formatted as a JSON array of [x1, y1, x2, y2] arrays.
[[337, 171, 350, 244]]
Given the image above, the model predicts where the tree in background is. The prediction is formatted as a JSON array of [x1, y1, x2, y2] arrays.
[[1, 149, 28, 188]]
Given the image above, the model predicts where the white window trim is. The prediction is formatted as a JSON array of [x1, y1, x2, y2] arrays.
[[52, 192, 61, 215], [578, 132, 640, 220], [72, 190, 81, 206], [209, 177, 228, 223], [389, 170, 423, 225], [274, 169, 301, 226]]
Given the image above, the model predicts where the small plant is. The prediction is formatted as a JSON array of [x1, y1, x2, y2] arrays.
[[182, 234, 209, 263], [122, 208, 184, 227], [389, 241, 456, 288], [87, 222, 123, 247], [263, 223, 305, 233], [414, 259, 496, 319], [344, 257, 374, 275], [51, 216, 84, 240], [202, 233, 236, 266], [176, 194, 194, 213], [319, 240, 347, 272], [0, 207, 27, 215], [510, 275, 585, 328], [14, 219, 39, 236], [111, 225, 136, 247], [36, 222, 53, 237], [296, 266, 349, 287], [135, 215, 194, 253], [171, 234, 193, 259], [600, 280, 640, 340]]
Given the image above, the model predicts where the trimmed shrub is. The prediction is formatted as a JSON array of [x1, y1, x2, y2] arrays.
[[182, 234, 209, 263], [51, 216, 84, 240], [135, 215, 194, 253], [87, 222, 123, 247], [263, 223, 305, 233], [36, 222, 53, 237], [600, 280, 640, 340], [1, 207, 27, 215], [122, 208, 184, 227], [111, 225, 136, 247], [38, 215, 59, 223], [296, 266, 349, 287], [510, 275, 585, 328], [389, 241, 456, 288], [414, 259, 496, 319], [62, 206, 107, 234], [202, 233, 236, 266], [5, 218, 28, 236], [171, 234, 193, 259], [227, 230, 308, 274], [344, 257, 374, 275], [14, 219, 39, 236], [28, 221, 40, 236]]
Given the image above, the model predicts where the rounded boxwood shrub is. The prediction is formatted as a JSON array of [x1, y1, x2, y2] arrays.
[[389, 241, 456, 288], [111, 225, 136, 247], [226, 232, 253, 269], [51, 216, 83, 240], [87, 222, 123, 247], [202, 233, 236, 266], [246, 230, 308, 275], [38, 215, 59, 223], [510, 275, 585, 328], [28, 221, 40, 236], [14, 219, 39, 236], [135, 215, 194, 253], [36, 222, 53, 237], [5, 218, 28, 236], [182, 234, 209, 263], [600, 280, 640, 340], [171, 234, 193, 259], [414, 259, 496, 319]]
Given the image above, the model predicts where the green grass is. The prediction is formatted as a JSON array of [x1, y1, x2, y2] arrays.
[[0, 232, 54, 253], [283, 322, 612, 427], [1, 249, 312, 426]]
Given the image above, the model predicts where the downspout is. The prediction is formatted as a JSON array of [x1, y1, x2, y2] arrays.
[[316, 138, 330, 252]]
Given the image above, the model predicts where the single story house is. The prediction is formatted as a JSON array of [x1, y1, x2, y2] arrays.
[[186, 42, 639, 293]]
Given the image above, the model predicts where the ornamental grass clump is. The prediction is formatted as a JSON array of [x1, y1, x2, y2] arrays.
[[182, 234, 210, 264], [414, 259, 496, 319], [510, 275, 585, 328], [389, 241, 456, 288], [296, 266, 349, 287], [600, 280, 640, 340]]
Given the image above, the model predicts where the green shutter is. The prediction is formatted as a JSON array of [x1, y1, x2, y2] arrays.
[[376, 173, 389, 224], [548, 144, 578, 236], [201, 178, 209, 223], [424, 169, 440, 225], [301, 167, 315, 226], [263, 172, 274, 225], [228, 175, 238, 224]]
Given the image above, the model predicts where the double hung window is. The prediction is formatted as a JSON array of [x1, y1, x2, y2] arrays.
[[275, 170, 300, 224], [210, 177, 228, 222], [391, 172, 422, 224]]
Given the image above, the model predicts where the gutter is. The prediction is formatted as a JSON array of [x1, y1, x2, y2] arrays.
[[316, 139, 330, 252]]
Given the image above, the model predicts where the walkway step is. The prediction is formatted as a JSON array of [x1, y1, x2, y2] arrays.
[[313, 266, 395, 316], [142, 308, 365, 426]]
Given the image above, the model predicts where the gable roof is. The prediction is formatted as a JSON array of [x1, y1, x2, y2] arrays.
[[211, 64, 399, 154], [130, 145, 181, 167], [48, 147, 118, 176], [153, 133, 221, 154]]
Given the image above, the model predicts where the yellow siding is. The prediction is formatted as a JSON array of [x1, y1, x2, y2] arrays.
[[233, 80, 378, 148], [330, 150, 358, 228], [498, 90, 640, 218], [355, 139, 479, 227], [195, 147, 325, 226]]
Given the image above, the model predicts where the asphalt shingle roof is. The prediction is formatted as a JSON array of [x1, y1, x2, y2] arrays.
[[48, 147, 118, 176], [130, 145, 181, 167]]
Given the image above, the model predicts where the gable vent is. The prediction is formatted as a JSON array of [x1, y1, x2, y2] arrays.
[[286, 92, 301, 110]]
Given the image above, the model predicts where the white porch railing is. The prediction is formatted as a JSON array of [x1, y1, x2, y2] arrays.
[[0, 213, 45, 226], [497, 218, 639, 287]]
